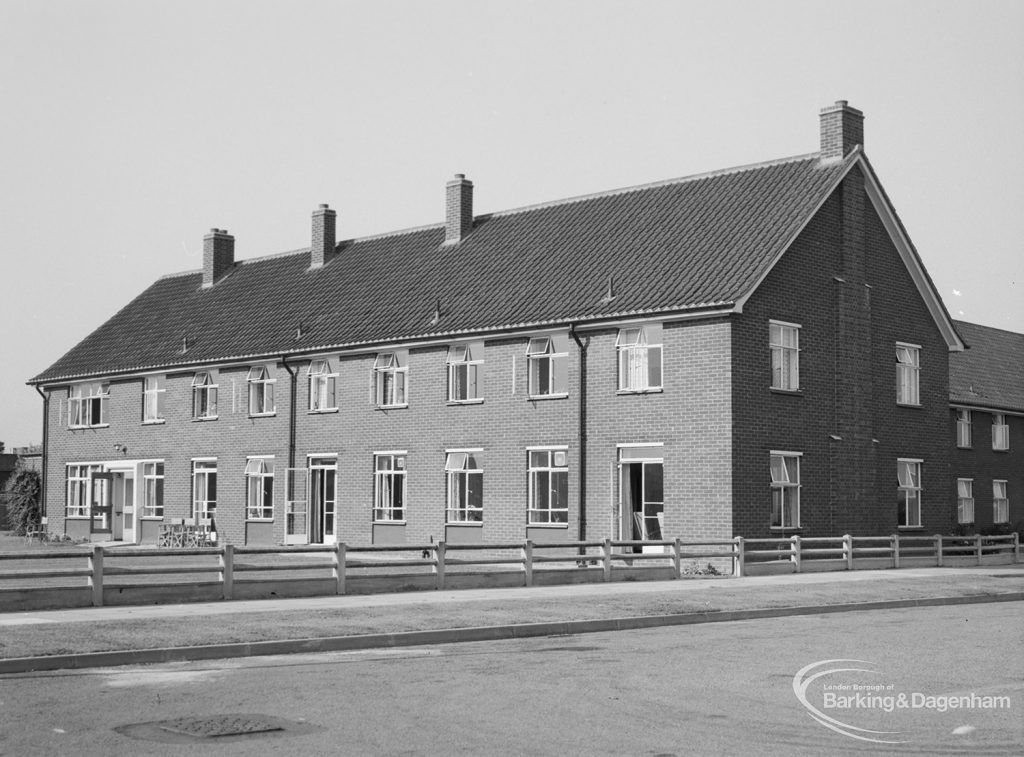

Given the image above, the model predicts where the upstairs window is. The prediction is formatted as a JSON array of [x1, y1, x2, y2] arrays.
[[897, 459, 922, 528], [526, 335, 568, 397], [445, 451, 483, 522], [307, 359, 337, 412], [896, 343, 920, 405], [528, 449, 569, 524], [769, 452, 801, 529], [956, 478, 974, 524], [247, 365, 276, 416], [617, 323, 663, 391], [769, 322, 800, 391], [374, 351, 408, 407], [245, 457, 274, 520], [374, 454, 406, 522], [143, 375, 166, 423], [447, 342, 483, 402], [191, 372, 218, 419], [956, 409, 971, 448], [68, 382, 109, 428], [992, 413, 1009, 451], [993, 480, 1009, 524]]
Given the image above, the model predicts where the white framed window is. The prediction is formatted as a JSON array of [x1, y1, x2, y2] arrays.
[[769, 452, 801, 529], [769, 321, 800, 391], [307, 359, 337, 412], [143, 375, 166, 423], [528, 448, 569, 524], [526, 335, 568, 397], [68, 382, 109, 428], [897, 459, 922, 528], [192, 460, 217, 520], [374, 453, 406, 522], [142, 462, 165, 518], [992, 413, 1009, 451], [374, 350, 408, 407], [446, 451, 483, 522], [247, 365, 276, 416], [896, 343, 920, 405], [447, 342, 483, 402], [245, 457, 274, 520], [617, 323, 663, 391], [956, 478, 974, 524], [66, 464, 100, 517], [956, 409, 971, 448], [993, 480, 1009, 524], [191, 372, 218, 419]]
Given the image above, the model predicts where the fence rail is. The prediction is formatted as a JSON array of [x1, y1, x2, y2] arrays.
[[0, 532, 1019, 610]]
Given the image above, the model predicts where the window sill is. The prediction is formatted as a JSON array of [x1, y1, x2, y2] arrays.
[[616, 388, 663, 396], [769, 388, 802, 396], [528, 393, 569, 401], [309, 408, 339, 414], [527, 522, 569, 528], [246, 518, 274, 523], [896, 402, 922, 409], [898, 526, 924, 530], [446, 521, 483, 527], [373, 520, 407, 525], [248, 413, 277, 419], [448, 399, 484, 406], [956, 445, 972, 450], [65, 515, 90, 520], [68, 424, 110, 430], [992, 447, 1010, 453], [192, 416, 219, 422], [140, 516, 165, 521], [376, 404, 409, 410], [769, 527, 802, 533]]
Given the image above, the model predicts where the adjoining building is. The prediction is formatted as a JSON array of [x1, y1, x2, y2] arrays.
[[27, 102, 1020, 546]]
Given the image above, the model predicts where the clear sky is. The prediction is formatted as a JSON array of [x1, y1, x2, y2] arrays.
[[1, 0, 1022, 448]]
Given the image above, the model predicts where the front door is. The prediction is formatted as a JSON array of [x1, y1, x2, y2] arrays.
[[309, 457, 337, 545], [90, 472, 113, 537], [114, 471, 137, 543], [617, 446, 664, 552]]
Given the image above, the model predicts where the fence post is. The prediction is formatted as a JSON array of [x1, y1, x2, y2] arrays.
[[935, 534, 943, 567], [892, 533, 900, 569], [1014, 532, 1021, 564], [602, 538, 612, 582], [790, 535, 801, 573], [976, 533, 983, 564], [435, 541, 446, 590], [522, 540, 534, 587], [672, 538, 682, 579], [335, 542, 346, 596], [89, 546, 104, 607], [844, 534, 854, 570], [220, 544, 234, 600], [734, 536, 745, 577]]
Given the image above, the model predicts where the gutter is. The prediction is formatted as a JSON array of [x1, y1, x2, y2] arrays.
[[33, 386, 48, 528], [569, 324, 588, 548], [281, 356, 297, 471]]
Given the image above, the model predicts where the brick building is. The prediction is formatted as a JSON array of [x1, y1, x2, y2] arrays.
[[29, 102, 1017, 547]]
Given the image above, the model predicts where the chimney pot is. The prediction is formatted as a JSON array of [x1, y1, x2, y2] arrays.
[[444, 174, 473, 244]]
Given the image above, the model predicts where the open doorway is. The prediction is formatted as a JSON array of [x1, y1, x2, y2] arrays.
[[617, 445, 664, 552]]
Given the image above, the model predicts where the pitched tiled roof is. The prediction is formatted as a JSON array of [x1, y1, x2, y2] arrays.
[[950, 321, 1024, 412], [31, 153, 855, 384]]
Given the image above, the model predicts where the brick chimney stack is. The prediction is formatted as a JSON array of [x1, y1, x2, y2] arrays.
[[202, 228, 234, 287], [444, 174, 473, 244], [819, 100, 864, 160], [311, 203, 337, 268]]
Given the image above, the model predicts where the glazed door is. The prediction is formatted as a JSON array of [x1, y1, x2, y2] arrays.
[[90, 472, 113, 536]]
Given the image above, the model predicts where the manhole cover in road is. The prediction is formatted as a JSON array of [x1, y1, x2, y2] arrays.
[[116, 713, 319, 744], [159, 715, 283, 738]]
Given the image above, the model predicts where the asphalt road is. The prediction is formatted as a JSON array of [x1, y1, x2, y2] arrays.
[[1, 603, 1020, 756]]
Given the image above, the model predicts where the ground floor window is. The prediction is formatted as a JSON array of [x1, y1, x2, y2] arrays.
[[956, 479, 974, 524], [65, 464, 99, 517], [192, 460, 217, 520], [770, 452, 801, 529], [528, 448, 568, 524], [374, 453, 406, 522], [897, 459, 922, 528], [993, 480, 1009, 524], [245, 457, 274, 520], [142, 462, 165, 518], [446, 451, 483, 522]]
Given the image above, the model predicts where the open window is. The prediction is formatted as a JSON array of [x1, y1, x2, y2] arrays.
[[526, 335, 568, 397], [307, 359, 337, 411], [68, 382, 109, 428], [770, 452, 800, 529], [247, 365, 276, 416], [191, 372, 218, 419], [447, 343, 483, 402], [445, 451, 483, 522], [375, 351, 408, 407], [617, 323, 663, 391]]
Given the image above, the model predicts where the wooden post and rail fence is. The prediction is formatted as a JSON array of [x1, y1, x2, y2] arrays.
[[1, 532, 1019, 612]]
